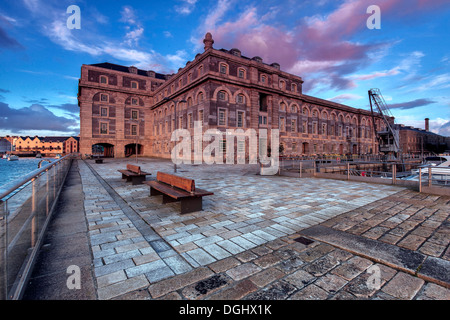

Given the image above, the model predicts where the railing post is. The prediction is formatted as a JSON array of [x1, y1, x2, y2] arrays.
[[0, 200, 6, 300], [299, 161, 302, 178], [347, 162, 350, 180], [419, 167, 422, 193], [428, 167, 432, 187], [392, 164, 396, 185], [31, 178, 37, 247]]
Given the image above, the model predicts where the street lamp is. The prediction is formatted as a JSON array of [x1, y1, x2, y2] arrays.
[[163, 97, 186, 173]]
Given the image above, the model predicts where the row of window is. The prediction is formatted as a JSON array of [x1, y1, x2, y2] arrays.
[[280, 117, 373, 138], [99, 76, 140, 90], [99, 106, 139, 120], [99, 123, 138, 136]]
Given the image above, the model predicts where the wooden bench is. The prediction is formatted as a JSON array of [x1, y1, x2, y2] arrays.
[[144, 172, 213, 214], [118, 164, 151, 185]]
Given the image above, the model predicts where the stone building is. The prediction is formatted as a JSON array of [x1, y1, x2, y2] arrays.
[[78, 33, 385, 159]]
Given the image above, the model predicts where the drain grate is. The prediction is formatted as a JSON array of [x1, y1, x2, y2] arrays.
[[294, 236, 314, 245]]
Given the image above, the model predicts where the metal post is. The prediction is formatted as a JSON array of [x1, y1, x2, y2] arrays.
[[347, 162, 350, 180], [300, 161, 302, 178], [392, 164, 396, 185], [31, 178, 37, 247], [0, 200, 6, 300], [419, 167, 422, 193], [428, 167, 432, 187]]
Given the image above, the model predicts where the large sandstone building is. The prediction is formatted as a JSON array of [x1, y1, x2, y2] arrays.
[[78, 33, 386, 159]]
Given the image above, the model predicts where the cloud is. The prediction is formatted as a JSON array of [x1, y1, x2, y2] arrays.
[[0, 26, 24, 49], [438, 121, 450, 137], [350, 67, 401, 81], [175, 0, 198, 15], [328, 93, 363, 103], [388, 98, 436, 110], [0, 102, 78, 133], [193, 0, 450, 93], [120, 6, 138, 25]]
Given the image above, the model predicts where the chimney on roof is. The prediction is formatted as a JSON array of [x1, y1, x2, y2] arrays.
[[425, 118, 429, 131]]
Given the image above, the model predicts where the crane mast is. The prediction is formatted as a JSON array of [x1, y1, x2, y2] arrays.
[[368, 88, 401, 157]]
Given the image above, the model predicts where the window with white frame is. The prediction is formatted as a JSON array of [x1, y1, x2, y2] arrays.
[[237, 111, 244, 128], [131, 81, 138, 89], [291, 119, 297, 132], [131, 125, 137, 135], [218, 109, 226, 126], [198, 109, 204, 127], [100, 75, 108, 84]]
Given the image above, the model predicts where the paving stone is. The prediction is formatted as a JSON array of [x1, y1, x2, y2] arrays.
[[208, 257, 241, 273], [331, 256, 373, 281], [283, 270, 316, 289], [145, 266, 175, 283], [181, 274, 230, 299], [163, 255, 193, 274], [148, 267, 214, 298], [302, 254, 340, 277], [206, 279, 258, 300], [253, 253, 281, 269], [250, 267, 285, 287], [415, 283, 450, 300], [289, 284, 329, 300], [125, 259, 167, 278], [186, 248, 216, 266], [97, 275, 149, 300], [381, 272, 424, 299], [314, 273, 348, 293], [226, 263, 262, 281], [245, 281, 296, 300]]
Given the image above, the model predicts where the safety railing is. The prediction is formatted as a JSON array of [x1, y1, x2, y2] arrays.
[[0, 154, 74, 300], [278, 159, 450, 196]]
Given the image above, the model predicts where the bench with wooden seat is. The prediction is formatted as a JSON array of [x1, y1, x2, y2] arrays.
[[144, 172, 213, 214], [118, 164, 151, 185]]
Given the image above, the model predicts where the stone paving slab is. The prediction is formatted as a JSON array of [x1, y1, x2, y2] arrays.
[[299, 225, 428, 275]]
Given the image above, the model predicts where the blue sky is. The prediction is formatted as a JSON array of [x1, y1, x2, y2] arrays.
[[0, 0, 449, 137]]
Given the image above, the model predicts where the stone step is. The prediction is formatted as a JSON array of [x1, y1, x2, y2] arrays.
[[299, 225, 449, 288]]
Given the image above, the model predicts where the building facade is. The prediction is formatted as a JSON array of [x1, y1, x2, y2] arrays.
[[10, 136, 79, 155], [78, 33, 385, 159]]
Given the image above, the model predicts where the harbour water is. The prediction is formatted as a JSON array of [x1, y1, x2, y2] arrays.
[[0, 157, 55, 188]]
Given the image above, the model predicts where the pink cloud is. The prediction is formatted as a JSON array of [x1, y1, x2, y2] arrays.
[[200, 0, 450, 92]]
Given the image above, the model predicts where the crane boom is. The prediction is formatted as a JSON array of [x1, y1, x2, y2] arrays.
[[368, 89, 401, 156]]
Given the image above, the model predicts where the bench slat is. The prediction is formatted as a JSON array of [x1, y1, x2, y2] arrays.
[[127, 164, 141, 174], [156, 172, 194, 192]]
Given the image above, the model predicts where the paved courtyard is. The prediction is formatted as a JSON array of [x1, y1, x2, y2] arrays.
[[25, 157, 450, 301]]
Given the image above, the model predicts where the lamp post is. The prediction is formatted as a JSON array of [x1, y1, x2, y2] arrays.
[[163, 97, 186, 173]]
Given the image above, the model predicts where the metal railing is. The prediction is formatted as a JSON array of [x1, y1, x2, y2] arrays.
[[279, 158, 450, 195], [0, 154, 74, 300]]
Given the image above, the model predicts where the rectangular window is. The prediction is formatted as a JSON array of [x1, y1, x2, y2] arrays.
[[100, 123, 108, 134], [131, 125, 137, 135], [131, 110, 138, 120], [101, 107, 108, 117], [188, 113, 193, 129], [291, 119, 297, 133], [280, 117, 285, 132], [303, 121, 308, 134], [237, 111, 244, 128], [100, 76, 107, 84], [322, 123, 327, 135], [131, 98, 138, 105], [220, 139, 226, 153], [179, 116, 183, 129], [220, 64, 227, 74], [259, 115, 267, 125], [100, 94, 108, 102], [238, 69, 244, 78], [218, 109, 226, 126], [131, 81, 138, 89], [198, 109, 204, 127]]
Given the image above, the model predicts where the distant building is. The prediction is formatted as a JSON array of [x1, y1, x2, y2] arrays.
[[12, 136, 79, 155], [395, 119, 449, 155], [0, 138, 12, 154]]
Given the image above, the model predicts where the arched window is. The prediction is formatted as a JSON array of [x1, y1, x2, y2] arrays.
[[218, 90, 227, 101], [236, 94, 245, 104], [100, 75, 108, 84]]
